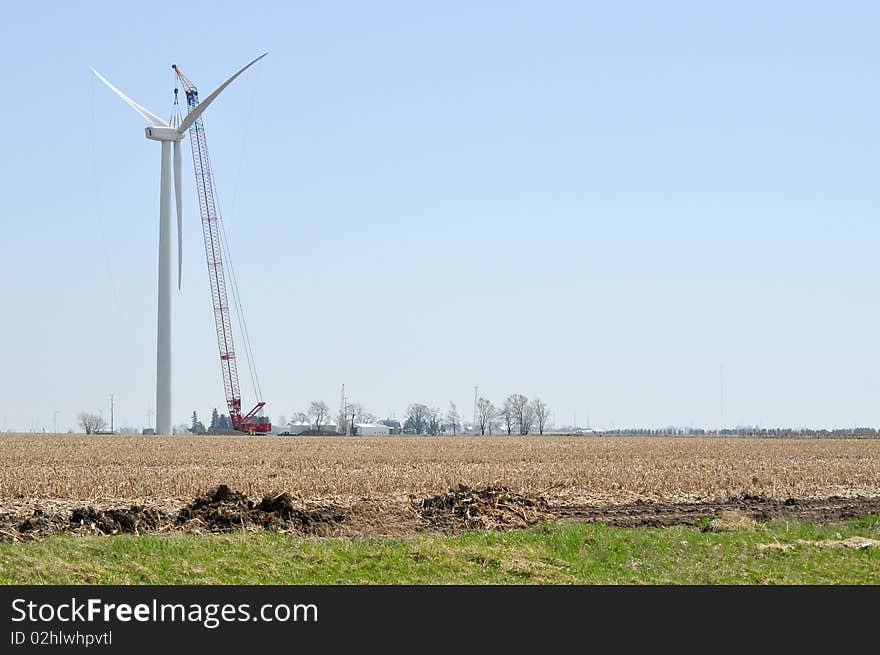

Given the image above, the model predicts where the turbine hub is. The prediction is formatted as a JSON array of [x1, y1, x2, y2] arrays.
[[145, 126, 183, 141]]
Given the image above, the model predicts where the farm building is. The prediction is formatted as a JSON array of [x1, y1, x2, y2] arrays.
[[280, 421, 308, 435], [353, 422, 392, 436], [380, 419, 402, 434], [283, 420, 339, 435]]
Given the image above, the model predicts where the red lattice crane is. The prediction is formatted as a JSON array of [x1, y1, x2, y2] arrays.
[[173, 63, 270, 435]]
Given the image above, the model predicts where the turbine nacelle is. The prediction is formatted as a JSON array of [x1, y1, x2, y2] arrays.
[[146, 126, 184, 141]]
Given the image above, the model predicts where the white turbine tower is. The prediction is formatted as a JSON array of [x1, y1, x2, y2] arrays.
[[91, 53, 268, 435]]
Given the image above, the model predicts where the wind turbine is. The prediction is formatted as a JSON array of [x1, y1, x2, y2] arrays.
[[91, 53, 268, 435]]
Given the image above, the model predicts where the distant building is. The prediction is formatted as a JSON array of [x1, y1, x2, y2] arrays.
[[379, 419, 402, 435], [283, 420, 339, 435], [353, 422, 392, 436]]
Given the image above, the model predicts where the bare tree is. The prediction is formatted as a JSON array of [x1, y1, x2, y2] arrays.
[[499, 397, 516, 435], [507, 394, 530, 435], [344, 403, 360, 436], [427, 406, 442, 435], [521, 402, 535, 435], [77, 411, 106, 435], [291, 411, 308, 426], [344, 403, 375, 435], [445, 402, 460, 435], [477, 397, 495, 435], [308, 400, 330, 432], [404, 403, 431, 435], [531, 398, 548, 435]]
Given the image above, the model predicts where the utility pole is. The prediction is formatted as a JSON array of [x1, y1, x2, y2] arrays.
[[109, 394, 115, 434], [473, 386, 479, 434], [719, 364, 725, 434], [340, 384, 347, 435]]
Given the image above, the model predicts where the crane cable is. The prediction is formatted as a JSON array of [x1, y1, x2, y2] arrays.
[[214, 67, 264, 406], [196, 137, 263, 407], [177, 62, 264, 411], [218, 216, 263, 403]]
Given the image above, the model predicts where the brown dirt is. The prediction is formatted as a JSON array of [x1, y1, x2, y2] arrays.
[[175, 485, 347, 535], [1, 485, 879, 542], [417, 484, 555, 531], [69, 506, 165, 535], [555, 494, 880, 528], [15, 509, 61, 536]]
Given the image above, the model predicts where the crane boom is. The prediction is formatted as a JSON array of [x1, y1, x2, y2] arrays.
[[173, 64, 270, 434]]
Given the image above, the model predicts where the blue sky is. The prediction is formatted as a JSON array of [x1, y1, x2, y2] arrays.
[[1, 1, 878, 431]]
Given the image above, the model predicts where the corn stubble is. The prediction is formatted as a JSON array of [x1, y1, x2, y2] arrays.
[[1, 435, 877, 506]]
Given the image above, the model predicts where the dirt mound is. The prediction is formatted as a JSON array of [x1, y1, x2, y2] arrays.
[[177, 484, 257, 532], [1, 508, 69, 541], [176, 485, 346, 534], [17, 509, 55, 535], [255, 492, 294, 518], [70, 506, 164, 535], [418, 484, 553, 531], [256, 492, 346, 534], [4, 489, 880, 541]]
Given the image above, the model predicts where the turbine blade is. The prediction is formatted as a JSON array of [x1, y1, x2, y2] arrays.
[[177, 53, 268, 133], [174, 140, 183, 290], [90, 67, 170, 127]]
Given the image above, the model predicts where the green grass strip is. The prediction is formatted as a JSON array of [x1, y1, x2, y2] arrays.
[[2, 517, 878, 585]]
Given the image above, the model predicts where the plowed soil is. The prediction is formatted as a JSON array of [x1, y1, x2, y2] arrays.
[[555, 495, 880, 528], [2, 485, 879, 542]]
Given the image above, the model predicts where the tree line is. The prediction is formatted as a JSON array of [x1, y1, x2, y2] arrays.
[[278, 395, 550, 436], [405, 395, 549, 435], [77, 395, 551, 436]]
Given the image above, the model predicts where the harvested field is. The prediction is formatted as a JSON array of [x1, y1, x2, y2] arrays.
[[0, 434, 879, 540]]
